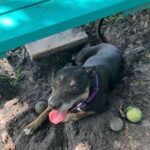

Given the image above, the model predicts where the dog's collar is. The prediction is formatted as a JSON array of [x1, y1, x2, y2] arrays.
[[70, 73, 99, 112]]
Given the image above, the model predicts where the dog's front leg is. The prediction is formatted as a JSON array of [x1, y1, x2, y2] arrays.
[[24, 106, 52, 135], [63, 111, 95, 123]]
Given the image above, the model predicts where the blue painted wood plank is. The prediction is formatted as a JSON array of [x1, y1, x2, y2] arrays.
[[0, 0, 150, 57], [0, 0, 48, 15]]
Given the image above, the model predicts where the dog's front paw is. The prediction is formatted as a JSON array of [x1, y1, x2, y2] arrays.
[[23, 124, 36, 135], [24, 128, 33, 135]]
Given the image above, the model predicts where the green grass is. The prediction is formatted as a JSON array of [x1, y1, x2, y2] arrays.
[[0, 68, 24, 99], [10, 68, 24, 86]]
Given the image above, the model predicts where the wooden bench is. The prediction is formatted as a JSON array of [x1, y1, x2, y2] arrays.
[[0, 0, 150, 58]]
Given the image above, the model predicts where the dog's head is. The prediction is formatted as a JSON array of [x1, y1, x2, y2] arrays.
[[48, 66, 93, 111]]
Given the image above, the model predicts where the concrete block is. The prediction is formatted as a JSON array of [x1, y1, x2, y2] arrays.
[[25, 28, 88, 60]]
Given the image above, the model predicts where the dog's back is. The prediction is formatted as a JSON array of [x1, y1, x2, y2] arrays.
[[82, 43, 123, 90], [82, 43, 122, 67]]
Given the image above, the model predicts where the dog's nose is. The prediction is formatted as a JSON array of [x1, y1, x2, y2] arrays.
[[48, 98, 62, 109], [50, 102, 62, 109]]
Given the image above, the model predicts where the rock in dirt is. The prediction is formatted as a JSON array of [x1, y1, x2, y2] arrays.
[[109, 116, 124, 132], [124, 47, 148, 67], [35, 100, 48, 114]]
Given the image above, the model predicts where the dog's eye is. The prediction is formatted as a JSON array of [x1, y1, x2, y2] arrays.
[[71, 86, 79, 92]]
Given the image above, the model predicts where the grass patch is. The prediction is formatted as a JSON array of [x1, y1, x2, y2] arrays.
[[0, 69, 24, 99]]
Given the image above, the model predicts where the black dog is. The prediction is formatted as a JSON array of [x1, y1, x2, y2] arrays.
[[24, 43, 123, 135], [48, 43, 123, 123]]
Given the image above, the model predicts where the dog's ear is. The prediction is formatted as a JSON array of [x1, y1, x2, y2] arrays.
[[85, 66, 96, 77]]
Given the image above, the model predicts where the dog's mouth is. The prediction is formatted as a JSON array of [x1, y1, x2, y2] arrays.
[[49, 99, 89, 125], [49, 88, 90, 124], [49, 100, 85, 124]]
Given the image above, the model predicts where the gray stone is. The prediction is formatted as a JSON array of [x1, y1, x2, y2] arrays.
[[35, 101, 48, 114], [109, 116, 124, 132], [25, 28, 88, 60]]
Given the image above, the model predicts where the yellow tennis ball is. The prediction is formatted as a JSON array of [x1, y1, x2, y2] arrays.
[[126, 106, 142, 123]]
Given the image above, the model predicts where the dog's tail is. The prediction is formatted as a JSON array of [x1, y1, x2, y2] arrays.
[[96, 19, 148, 67], [96, 18, 108, 43]]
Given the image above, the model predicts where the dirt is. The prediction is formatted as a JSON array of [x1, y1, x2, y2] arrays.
[[0, 10, 150, 150]]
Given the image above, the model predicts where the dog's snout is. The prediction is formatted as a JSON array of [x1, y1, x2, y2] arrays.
[[50, 102, 62, 109], [48, 97, 62, 109]]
